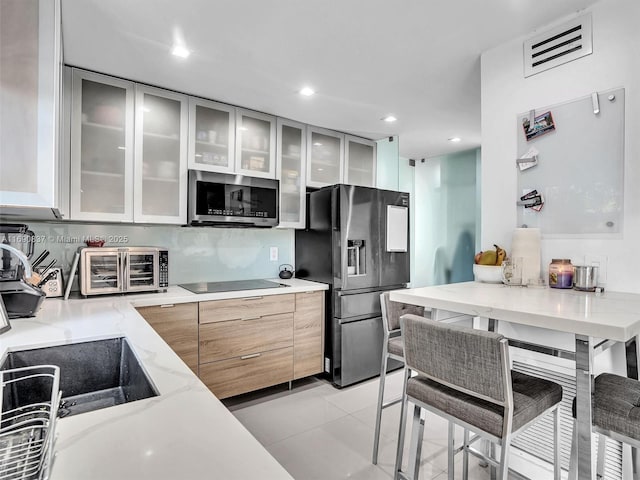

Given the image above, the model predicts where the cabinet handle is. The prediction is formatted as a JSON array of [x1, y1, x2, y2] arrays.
[[160, 304, 175, 308], [240, 353, 261, 360], [243, 296, 263, 301], [242, 316, 262, 321]]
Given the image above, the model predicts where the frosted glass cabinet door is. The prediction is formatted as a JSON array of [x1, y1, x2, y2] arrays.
[[235, 108, 276, 179], [134, 86, 188, 224], [0, 0, 60, 210], [306, 127, 344, 188], [276, 118, 306, 228], [188, 97, 235, 173], [345, 135, 376, 187], [70, 70, 135, 221]]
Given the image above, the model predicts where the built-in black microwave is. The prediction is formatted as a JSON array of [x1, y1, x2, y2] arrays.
[[188, 170, 279, 227]]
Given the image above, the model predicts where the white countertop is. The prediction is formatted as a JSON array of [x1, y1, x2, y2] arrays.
[[0, 278, 327, 480], [391, 281, 640, 342]]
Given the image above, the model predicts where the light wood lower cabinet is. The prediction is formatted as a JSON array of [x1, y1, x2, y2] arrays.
[[199, 293, 295, 323], [198, 290, 324, 399], [199, 347, 294, 399], [137, 291, 324, 399], [200, 312, 293, 364], [294, 291, 324, 379], [136, 302, 199, 374]]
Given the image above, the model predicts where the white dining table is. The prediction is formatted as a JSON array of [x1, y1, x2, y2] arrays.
[[390, 281, 640, 480]]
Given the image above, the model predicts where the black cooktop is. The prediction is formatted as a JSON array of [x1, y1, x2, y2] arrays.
[[179, 279, 290, 294]]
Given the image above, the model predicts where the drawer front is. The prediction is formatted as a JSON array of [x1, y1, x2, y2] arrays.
[[136, 303, 199, 374], [200, 347, 293, 399], [199, 293, 295, 324], [200, 312, 293, 363], [336, 290, 382, 319]]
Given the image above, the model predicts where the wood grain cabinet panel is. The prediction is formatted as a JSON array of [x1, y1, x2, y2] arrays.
[[199, 294, 295, 323], [200, 312, 293, 363], [136, 303, 199, 374], [293, 291, 324, 379], [194, 290, 324, 399], [199, 347, 294, 399]]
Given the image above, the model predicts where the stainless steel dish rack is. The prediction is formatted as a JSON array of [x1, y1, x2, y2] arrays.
[[0, 366, 60, 480]]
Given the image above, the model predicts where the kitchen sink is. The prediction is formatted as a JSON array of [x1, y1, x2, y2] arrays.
[[0, 337, 158, 417]]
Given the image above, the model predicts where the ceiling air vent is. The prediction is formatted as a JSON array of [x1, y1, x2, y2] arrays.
[[524, 13, 592, 78]]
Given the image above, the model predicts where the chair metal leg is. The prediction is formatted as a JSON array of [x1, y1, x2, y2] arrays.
[[553, 407, 561, 480], [633, 446, 640, 480], [568, 421, 578, 480], [596, 434, 605, 479], [448, 422, 456, 480], [498, 439, 510, 480], [479, 439, 490, 468], [372, 352, 389, 464], [490, 442, 497, 480], [462, 428, 469, 480], [394, 367, 411, 480], [408, 405, 425, 480]]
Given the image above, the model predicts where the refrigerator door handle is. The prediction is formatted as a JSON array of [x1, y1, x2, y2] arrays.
[[331, 186, 339, 231]]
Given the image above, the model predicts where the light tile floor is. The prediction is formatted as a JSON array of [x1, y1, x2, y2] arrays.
[[224, 371, 555, 480]]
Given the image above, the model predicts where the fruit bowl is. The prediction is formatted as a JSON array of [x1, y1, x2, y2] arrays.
[[473, 264, 503, 283]]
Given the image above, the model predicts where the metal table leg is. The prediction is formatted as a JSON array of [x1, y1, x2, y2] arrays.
[[626, 336, 640, 479], [576, 334, 595, 480]]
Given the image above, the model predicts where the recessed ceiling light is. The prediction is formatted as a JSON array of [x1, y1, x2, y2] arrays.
[[171, 44, 191, 58], [313, 142, 322, 146], [299, 87, 315, 96], [448, 137, 462, 142], [382, 115, 397, 123]]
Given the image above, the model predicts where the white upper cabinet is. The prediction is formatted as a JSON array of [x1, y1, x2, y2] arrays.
[[344, 135, 377, 187], [306, 127, 344, 188], [69, 70, 187, 224], [235, 108, 276, 179], [188, 97, 235, 173], [134, 85, 188, 224], [276, 118, 306, 229], [0, 0, 62, 214], [70, 70, 135, 222]]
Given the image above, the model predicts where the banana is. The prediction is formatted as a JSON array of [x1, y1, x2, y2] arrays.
[[494, 244, 506, 266], [475, 244, 508, 266]]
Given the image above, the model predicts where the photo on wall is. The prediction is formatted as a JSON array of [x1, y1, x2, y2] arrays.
[[522, 111, 556, 141]]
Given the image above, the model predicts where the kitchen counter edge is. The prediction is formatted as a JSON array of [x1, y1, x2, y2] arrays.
[[0, 278, 328, 480]]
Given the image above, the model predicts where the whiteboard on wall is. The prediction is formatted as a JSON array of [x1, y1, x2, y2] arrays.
[[516, 88, 624, 236]]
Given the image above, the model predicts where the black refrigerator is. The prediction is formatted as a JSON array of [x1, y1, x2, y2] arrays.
[[295, 184, 410, 387]]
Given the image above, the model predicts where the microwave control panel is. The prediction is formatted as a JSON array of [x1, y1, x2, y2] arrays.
[[159, 250, 169, 287]]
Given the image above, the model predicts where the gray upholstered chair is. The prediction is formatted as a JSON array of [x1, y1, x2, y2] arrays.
[[395, 314, 563, 480], [568, 373, 640, 479], [372, 292, 425, 464]]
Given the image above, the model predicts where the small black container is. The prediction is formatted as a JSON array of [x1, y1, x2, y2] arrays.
[[278, 264, 294, 279]]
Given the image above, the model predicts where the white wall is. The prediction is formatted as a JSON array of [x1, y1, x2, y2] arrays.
[[481, 0, 640, 292]]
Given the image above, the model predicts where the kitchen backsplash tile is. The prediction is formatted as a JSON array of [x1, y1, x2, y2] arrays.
[[23, 222, 294, 288]]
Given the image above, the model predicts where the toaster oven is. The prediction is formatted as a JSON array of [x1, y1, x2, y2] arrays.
[[79, 247, 168, 296]]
